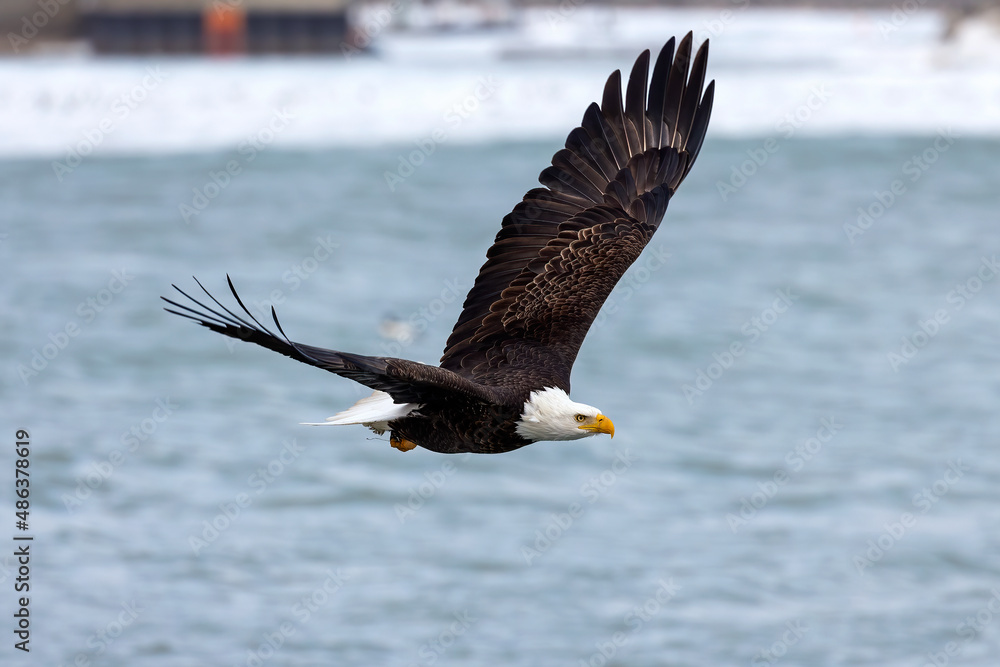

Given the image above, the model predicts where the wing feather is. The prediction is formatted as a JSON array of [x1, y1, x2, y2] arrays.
[[646, 36, 675, 148], [599, 69, 632, 170], [663, 32, 692, 147], [624, 49, 650, 153]]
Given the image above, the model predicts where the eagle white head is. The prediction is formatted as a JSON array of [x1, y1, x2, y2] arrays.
[[515, 387, 615, 443]]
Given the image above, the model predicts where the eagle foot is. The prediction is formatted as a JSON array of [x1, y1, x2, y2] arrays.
[[390, 434, 418, 452]]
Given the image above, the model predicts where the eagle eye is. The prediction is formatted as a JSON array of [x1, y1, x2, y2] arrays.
[[574, 414, 586, 423]]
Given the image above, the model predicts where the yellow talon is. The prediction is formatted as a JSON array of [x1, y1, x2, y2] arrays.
[[390, 434, 418, 452]]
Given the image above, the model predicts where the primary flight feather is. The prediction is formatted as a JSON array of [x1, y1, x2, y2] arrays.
[[163, 33, 715, 454]]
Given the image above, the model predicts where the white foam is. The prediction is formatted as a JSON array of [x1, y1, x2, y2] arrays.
[[1, 7, 998, 159]]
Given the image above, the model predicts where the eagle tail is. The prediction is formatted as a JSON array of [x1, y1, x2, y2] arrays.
[[301, 390, 418, 428]]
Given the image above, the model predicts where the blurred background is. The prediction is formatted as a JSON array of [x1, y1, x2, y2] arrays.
[[2, 0, 1000, 665]]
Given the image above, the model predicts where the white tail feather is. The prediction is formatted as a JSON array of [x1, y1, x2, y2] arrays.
[[300, 390, 418, 428]]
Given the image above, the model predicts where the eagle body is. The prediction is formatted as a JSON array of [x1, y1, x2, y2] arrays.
[[164, 34, 715, 454], [382, 395, 528, 455]]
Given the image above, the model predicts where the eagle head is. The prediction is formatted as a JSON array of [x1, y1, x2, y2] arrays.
[[515, 387, 615, 443]]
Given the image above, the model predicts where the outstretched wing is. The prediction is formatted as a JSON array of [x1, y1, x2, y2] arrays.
[[439, 34, 715, 389], [162, 277, 499, 405]]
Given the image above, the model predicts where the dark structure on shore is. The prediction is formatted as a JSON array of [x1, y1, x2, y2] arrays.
[[79, 0, 353, 54]]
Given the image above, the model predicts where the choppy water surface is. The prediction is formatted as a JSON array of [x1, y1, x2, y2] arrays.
[[3, 132, 999, 666]]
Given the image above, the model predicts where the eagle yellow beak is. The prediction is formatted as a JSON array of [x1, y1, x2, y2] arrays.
[[579, 414, 615, 438]]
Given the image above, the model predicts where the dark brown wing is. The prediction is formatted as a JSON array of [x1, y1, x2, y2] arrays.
[[439, 34, 715, 388], [162, 277, 500, 405]]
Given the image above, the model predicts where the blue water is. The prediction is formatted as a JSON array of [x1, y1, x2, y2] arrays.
[[2, 133, 999, 666]]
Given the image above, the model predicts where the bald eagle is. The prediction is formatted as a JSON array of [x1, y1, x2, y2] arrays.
[[164, 34, 714, 454]]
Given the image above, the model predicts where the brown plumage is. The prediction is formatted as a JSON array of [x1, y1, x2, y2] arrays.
[[163, 34, 715, 454]]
